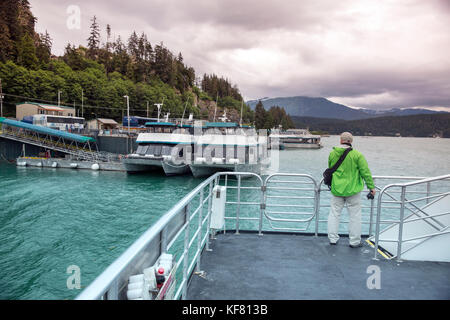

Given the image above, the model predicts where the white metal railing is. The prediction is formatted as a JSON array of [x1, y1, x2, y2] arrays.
[[76, 172, 450, 300], [371, 174, 450, 261], [314, 175, 448, 238]]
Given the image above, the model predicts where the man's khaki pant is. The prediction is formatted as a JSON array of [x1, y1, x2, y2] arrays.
[[327, 192, 361, 246]]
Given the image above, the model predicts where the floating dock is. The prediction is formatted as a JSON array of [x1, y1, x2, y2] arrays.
[[16, 157, 125, 171]]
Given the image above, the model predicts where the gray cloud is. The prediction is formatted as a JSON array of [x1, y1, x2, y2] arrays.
[[30, 0, 450, 110]]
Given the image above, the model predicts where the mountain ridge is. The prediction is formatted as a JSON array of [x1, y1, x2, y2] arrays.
[[246, 96, 447, 120]]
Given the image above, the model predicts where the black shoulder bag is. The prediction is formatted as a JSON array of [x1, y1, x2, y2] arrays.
[[323, 148, 353, 189]]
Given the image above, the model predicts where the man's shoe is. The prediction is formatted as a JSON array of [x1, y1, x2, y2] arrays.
[[349, 243, 363, 248]]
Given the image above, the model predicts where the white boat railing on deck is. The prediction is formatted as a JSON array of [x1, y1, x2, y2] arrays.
[[371, 174, 450, 260], [76, 172, 450, 300]]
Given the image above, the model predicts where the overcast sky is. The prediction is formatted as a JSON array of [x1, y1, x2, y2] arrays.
[[30, 0, 450, 111]]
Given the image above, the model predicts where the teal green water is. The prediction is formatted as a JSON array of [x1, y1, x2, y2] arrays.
[[1, 136, 449, 299]]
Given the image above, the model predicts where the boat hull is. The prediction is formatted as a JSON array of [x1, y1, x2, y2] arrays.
[[122, 156, 163, 173], [282, 143, 322, 149], [161, 161, 191, 176]]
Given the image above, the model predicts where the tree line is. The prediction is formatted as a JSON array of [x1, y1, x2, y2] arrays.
[[0, 0, 252, 123], [254, 101, 295, 130], [291, 114, 450, 138]]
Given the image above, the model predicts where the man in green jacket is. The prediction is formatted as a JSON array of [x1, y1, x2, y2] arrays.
[[328, 132, 376, 247]]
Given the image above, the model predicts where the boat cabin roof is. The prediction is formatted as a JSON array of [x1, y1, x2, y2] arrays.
[[205, 122, 238, 128], [145, 122, 177, 127]]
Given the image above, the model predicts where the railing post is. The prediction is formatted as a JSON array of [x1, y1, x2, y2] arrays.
[[236, 175, 241, 234], [106, 279, 119, 300], [315, 184, 321, 237], [206, 181, 213, 251], [368, 196, 375, 237], [396, 186, 406, 261], [160, 226, 168, 254], [373, 188, 384, 260], [259, 181, 265, 236], [181, 203, 190, 300], [196, 189, 204, 273], [426, 182, 431, 204]]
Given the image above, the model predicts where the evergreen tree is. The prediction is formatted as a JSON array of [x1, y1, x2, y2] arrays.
[[36, 30, 52, 64], [106, 24, 111, 43], [263, 112, 275, 129], [0, 0, 36, 62], [16, 33, 38, 69], [254, 101, 266, 129], [87, 15, 100, 59]]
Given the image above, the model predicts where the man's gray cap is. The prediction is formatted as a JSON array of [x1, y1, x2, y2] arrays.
[[340, 132, 353, 143]]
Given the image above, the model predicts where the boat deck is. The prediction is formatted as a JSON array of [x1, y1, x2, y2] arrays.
[[187, 232, 450, 300]]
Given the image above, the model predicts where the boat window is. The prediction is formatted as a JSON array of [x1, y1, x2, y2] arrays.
[[249, 146, 257, 163], [146, 145, 156, 155], [153, 144, 162, 156], [136, 145, 149, 155], [162, 145, 172, 155], [245, 146, 249, 163], [214, 145, 224, 158], [236, 146, 246, 162]]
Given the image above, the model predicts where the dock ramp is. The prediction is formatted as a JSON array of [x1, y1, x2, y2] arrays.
[[0, 117, 118, 162]]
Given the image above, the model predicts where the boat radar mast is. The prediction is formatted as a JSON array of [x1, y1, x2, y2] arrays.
[[218, 110, 228, 123]]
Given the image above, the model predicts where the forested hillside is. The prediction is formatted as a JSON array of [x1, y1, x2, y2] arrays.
[[0, 0, 253, 123]]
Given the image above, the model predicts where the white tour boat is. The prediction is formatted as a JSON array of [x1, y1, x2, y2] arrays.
[[269, 128, 322, 149], [122, 122, 193, 175]]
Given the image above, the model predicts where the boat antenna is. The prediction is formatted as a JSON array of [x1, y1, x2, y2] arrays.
[[155, 97, 165, 122], [181, 99, 188, 125], [213, 92, 218, 122], [240, 99, 243, 127]]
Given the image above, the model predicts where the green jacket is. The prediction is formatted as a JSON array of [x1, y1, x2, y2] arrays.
[[328, 146, 375, 197]]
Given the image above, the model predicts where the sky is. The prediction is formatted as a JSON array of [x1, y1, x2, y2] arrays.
[[30, 0, 450, 111]]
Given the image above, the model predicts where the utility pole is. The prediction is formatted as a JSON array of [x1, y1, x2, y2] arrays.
[[0, 78, 4, 118], [213, 93, 218, 122], [58, 90, 62, 106], [240, 99, 243, 127], [81, 89, 84, 118], [146, 101, 149, 118], [124, 95, 130, 153]]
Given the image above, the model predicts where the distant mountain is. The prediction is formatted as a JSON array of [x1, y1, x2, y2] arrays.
[[247, 96, 371, 120], [247, 96, 447, 120]]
